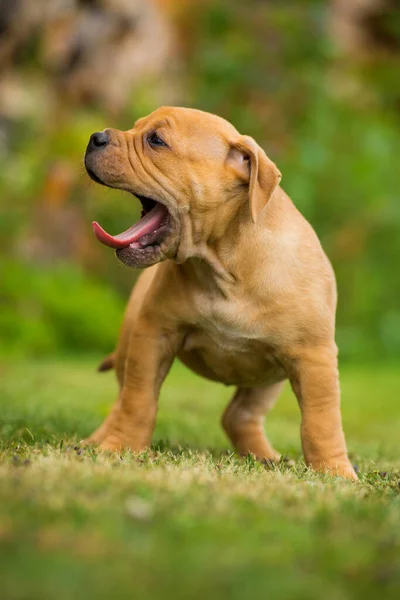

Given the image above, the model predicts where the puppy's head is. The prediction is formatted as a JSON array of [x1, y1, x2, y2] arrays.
[[84, 106, 281, 268]]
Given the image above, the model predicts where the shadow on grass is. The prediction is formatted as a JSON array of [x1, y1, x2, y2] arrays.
[[151, 439, 300, 465]]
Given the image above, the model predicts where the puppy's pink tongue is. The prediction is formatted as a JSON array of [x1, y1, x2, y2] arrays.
[[92, 203, 167, 249]]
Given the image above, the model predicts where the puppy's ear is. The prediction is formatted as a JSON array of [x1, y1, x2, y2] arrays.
[[226, 135, 282, 223]]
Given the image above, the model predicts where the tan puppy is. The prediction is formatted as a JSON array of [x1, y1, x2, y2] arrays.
[[84, 106, 357, 480]]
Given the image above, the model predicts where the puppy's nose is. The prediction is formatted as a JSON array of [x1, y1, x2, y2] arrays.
[[90, 130, 110, 148]]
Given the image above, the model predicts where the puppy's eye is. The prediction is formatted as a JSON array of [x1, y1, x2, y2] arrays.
[[147, 132, 168, 148]]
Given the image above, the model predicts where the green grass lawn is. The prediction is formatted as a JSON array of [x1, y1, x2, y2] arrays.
[[1, 358, 399, 600]]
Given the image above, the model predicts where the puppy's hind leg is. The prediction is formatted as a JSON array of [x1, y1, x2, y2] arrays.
[[222, 382, 285, 463]]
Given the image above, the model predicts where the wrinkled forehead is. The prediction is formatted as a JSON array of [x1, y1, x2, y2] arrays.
[[133, 107, 239, 147]]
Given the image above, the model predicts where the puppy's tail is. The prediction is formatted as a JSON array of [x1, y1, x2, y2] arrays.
[[97, 352, 115, 372]]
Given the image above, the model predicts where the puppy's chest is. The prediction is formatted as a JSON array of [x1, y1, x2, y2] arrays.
[[188, 291, 277, 344], [182, 323, 284, 387], [181, 295, 285, 386], [183, 325, 253, 354]]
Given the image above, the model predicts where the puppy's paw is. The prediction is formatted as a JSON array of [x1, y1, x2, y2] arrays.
[[99, 436, 124, 452], [80, 438, 94, 447], [99, 435, 148, 454], [337, 464, 358, 481], [81, 434, 104, 447], [311, 460, 358, 481]]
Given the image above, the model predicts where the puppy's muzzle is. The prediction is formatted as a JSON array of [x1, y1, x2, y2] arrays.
[[88, 130, 111, 152], [85, 130, 112, 184]]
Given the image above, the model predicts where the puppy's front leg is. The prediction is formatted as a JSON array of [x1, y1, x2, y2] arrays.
[[289, 345, 357, 480], [100, 317, 180, 452]]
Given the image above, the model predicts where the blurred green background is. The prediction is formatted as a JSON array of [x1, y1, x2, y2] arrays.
[[1, 0, 400, 362]]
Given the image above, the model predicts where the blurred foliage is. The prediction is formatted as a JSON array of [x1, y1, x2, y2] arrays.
[[1, 259, 124, 356], [0, 0, 399, 360]]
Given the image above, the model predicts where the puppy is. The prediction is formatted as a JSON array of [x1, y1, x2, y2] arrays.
[[84, 106, 357, 480]]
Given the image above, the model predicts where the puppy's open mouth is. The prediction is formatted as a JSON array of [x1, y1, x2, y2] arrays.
[[92, 195, 171, 250]]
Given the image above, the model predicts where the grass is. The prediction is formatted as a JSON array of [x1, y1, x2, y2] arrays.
[[0, 358, 399, 600]]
